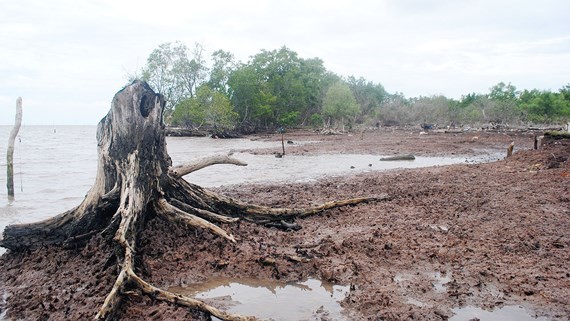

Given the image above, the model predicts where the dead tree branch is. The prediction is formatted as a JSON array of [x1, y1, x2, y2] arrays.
[[169, 154, 247, 177]]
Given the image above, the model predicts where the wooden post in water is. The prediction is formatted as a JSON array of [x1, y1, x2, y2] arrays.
[[506, 141, 514, 158], [280, 127, 285, 156], [7, 97, 23, 197]]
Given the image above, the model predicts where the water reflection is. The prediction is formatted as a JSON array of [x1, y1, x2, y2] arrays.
[[450, 305, 548, 321], [169, 277, 350, 321]]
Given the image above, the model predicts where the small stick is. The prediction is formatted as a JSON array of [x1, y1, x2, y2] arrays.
[[279, 127, 285, 156]]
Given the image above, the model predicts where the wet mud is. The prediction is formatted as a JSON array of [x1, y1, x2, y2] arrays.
[[1, 128, 569, 320]]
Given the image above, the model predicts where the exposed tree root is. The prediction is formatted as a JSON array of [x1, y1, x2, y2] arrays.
[[157, 198, 236, 243], [95, 192, 256, 320], [0, 81, 389, 321], [91, 191, 380, 320]]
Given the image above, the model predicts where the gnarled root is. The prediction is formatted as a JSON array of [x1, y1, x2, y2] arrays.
[[166, 175, 389, 224], [156, 198, 236, 243], [95, 196, 255, 321], [92, 186, 388, 320]]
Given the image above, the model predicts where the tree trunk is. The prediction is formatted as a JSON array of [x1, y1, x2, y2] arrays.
[[0, 81, 384, 321], [6, 97, 23, 197]]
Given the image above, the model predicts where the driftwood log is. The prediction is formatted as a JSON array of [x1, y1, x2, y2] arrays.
[[380, 154, 416, 161], [0, 81, 385, 320]]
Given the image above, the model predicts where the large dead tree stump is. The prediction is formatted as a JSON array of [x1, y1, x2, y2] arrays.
[[0, 81, 384, 320]]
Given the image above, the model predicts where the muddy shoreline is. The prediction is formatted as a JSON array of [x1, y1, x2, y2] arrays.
[[1, 128, 569, 320]]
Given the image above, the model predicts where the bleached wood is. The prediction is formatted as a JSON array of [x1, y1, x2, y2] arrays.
[[6, 97, 23, 197], [169, 154, 247, 177]]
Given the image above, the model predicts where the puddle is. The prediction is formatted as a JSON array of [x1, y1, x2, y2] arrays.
[[394, 270, 452, 293], [406, 297, 428, 307], [169, 277, 350, 321], [432, 271, 452, 293], [450, 305, 548, 321]]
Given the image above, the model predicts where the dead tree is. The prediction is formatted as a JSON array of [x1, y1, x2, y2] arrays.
[[6, 97, 23, 197], [0, 81, 384, 320]]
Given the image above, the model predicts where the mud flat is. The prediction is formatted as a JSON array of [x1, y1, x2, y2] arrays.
[[1, 128, 569, 320]]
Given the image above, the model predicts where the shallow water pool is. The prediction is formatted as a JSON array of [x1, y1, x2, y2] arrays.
[[169, 277, 350, 321]]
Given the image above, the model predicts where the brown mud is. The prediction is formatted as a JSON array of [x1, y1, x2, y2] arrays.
[[1, 128, 569, 320]]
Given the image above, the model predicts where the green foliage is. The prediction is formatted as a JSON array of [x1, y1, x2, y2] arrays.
[[489, 82, 518, 101], [519, 89, 570, 123], [279, 111, 301, 127], [208, 50, 236, 95], [171, 97, 200, 128], [227, 64, 277, 127], [133, 41, 570, 130], [322, 82, 360, 128], [141, 41, 208, 114], [243, 46, 328, 128], [559, 84, 570, 102], [309, 113, 323, 128], [171, 85, 237, 130], [347, 76, 388, 122]]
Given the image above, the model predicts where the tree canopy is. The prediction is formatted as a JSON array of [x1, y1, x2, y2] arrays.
[[133, 41, 570, 131], [171, 85, 237, 130], [322, 81, 360, 129]]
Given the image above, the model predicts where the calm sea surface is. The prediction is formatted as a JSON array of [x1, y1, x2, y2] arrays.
[[0, 125, 483, 255], [0, 126, 97, 239]]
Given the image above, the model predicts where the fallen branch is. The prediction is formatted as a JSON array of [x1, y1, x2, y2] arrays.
[[380, 154, 415, 161], [169, 154, 247, 177]]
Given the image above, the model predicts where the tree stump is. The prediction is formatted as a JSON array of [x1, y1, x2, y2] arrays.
[[0, 81, 385, 320]]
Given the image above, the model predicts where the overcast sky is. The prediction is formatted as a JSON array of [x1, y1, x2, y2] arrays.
[[1, 0, 569, 125]]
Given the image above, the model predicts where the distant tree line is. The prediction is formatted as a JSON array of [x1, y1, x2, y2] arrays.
[[130, 41, 570, 133]]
